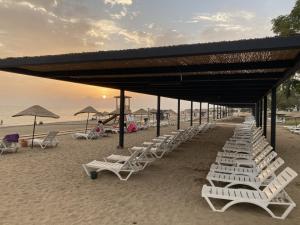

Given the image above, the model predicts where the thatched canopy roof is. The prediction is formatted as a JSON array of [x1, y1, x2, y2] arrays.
[[13, 105, 59, 118], [74, 106, 98, 116], [133, 108, 148, 115]]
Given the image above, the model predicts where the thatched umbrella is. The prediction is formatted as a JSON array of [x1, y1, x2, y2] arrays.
[[74, 106, 99, 133], [102, 111, 109, 116], [133, 108, 148, 121], [12, 105, 59, 148]]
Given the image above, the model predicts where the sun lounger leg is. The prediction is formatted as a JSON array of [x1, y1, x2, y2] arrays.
[[82, 164, 91, 177], [116, 171, 133, 181]]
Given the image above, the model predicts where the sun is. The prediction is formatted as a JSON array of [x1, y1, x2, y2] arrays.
[[102, 95, 107, 99]]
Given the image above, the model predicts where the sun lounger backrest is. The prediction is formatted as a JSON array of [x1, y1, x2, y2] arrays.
[[263, 167, 298, 200], [257, 157, 284, 183], [122, 150, 141, 169], [43, 131, 58, 143], [257, 151, 277, 170], [254, 145, 273, 163], [87, 128, 98, 138]]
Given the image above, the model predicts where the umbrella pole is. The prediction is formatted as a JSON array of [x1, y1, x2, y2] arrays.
[[32, 115, 36, 148], [85, 113, 89, 133]]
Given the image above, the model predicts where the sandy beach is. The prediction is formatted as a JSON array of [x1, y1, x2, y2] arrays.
[[0, 118, 299, 225]]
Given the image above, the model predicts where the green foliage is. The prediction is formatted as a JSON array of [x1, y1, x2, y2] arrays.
[[272, 0, 300, 36], [271, 1, 300, 111]]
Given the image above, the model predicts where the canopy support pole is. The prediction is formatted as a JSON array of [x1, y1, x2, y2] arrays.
[[213, 104, 216, 120], [271, 88, 277, 150], [255, 102, 259, 127], [260, 100, 263, 127], [190, 101, 193, 126], [118, 88, 125, 148], [207, 103, 210, 123], [263, 95, 267, 137], [177, 99, 180, 130], [199, 102, 202, 124], [157, 95, 161, 137]]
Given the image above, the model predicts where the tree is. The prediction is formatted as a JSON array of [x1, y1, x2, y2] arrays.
[[272, 0, 300, 36], [271, 0, 300, 111]]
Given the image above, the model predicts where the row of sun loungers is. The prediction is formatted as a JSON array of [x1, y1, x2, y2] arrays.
[[201, 116, 298, 219], [284, 124, 300, 135], [82, 123, 215, 181]]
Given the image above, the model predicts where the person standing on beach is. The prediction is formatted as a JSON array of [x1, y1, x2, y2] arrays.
[[96, 120, 104, 133]]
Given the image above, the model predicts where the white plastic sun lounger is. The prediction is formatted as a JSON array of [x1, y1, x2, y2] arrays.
[[207, 157, 285, 189], [218, 141, 269, 159], [0, 139, 18, 154], [105, 146, 155, 169], [223, 136, 266, 153], [30, 131, 59, 149], [210, 151, 277, 177], [82, 150, 142, 181], [202, 167, 297, 219], [72, 128, 99, 140], [215, 145, 273, 166]]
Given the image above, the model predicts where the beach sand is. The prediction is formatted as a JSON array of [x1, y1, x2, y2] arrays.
[[0, 119, 299, 225]]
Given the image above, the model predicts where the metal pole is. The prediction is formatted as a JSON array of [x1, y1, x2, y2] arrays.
[[207, 103, 210, 123], [119, 89, 125, 148], [199, 102, 202, 124], [260, 99, 263, 127], [31, 115, 36, 148], [190, 101, 193, 126], [271, 88, 277, 150], [255, 102, 259, 127], [85, 113, 89, 133], [213, 104, 215, 120], [157, 95, 161, 137], [177, 99, 180, 130], [263, 95, 267, 137]]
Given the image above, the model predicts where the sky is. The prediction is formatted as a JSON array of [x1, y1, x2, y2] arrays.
[[0, 0, 296, 112]]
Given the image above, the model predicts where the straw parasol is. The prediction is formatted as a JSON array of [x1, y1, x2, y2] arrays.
[[102, 111, 110, 116], [133, 108, 148, 121], [12, 105, 59, 148], [74, 106, 99, 133]]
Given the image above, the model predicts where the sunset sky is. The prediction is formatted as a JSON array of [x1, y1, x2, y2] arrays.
[[0, 0, 296, 111]]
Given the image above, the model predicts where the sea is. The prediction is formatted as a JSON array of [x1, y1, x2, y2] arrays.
[[0, 105, 109, 127]]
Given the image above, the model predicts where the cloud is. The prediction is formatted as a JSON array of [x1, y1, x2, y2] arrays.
[[86, 19, 155, 47], [104, 0, 133, 6], [53, 0, 58, 7], [190, 11, 255, 23], [0, 0, 79, 24], [109, 7, 127, 19]]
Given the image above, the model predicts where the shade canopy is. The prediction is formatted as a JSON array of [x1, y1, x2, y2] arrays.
[[133, 108, 148, 115], [1, 35, 300, 107], [13, 105, 59, 118], [74, 106, 98, 116]]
